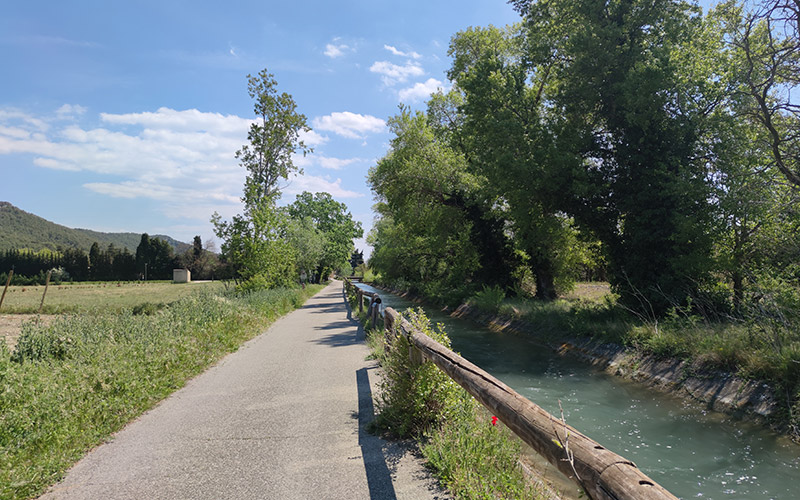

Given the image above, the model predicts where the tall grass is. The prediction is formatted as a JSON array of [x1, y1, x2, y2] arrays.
[[0, 284, 322, 500], [364, 307, 549, 499]]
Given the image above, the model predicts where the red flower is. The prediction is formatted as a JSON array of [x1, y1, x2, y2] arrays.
[[491, 416, 498, 426]]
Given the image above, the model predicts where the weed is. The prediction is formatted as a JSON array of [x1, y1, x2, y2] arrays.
[[0, 284, 323, 500]]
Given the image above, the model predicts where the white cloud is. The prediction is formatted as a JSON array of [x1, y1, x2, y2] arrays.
[[0, 106, 248, 214], [298, 128, 328, 147], [398, 78, 448, 102], [317, 156, 362, 170], [324, 38, 353, 58], [384, 45, 421, 60], [369, 60, 425, 86], [312, 112, 385, 139], [56, 104, 88, 118], [285, 173, 364, 199]]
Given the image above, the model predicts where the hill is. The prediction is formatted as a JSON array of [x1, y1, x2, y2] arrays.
[[0, 202, 190, 254]]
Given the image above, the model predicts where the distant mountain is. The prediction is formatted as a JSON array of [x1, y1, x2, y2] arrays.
[[0, 202, 191, 254]]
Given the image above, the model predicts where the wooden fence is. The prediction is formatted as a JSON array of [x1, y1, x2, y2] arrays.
[[343, 278, 678, 500]]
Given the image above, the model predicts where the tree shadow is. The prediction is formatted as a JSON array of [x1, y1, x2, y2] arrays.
[[356, 366, 398, 500]]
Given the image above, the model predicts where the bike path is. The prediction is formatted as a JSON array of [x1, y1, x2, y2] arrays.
[[41, 281, 448, 500]]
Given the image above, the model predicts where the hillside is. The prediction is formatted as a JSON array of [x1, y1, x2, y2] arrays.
[[0, 202, 190, 254]]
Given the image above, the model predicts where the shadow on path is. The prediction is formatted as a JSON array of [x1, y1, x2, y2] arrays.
[[357, 366, 398, 500]]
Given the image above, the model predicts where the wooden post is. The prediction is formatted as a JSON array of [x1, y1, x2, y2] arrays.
[[38, 270, 52, 315], [0, 269, 13, 311], [358, 289, 363, 314]]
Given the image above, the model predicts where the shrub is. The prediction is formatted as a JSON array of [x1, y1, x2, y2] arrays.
[[470, 285, 506, 315], [372, 308, 464, 437]]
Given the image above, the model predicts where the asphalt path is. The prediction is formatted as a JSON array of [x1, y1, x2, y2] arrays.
[[41, 281, 448, 500]]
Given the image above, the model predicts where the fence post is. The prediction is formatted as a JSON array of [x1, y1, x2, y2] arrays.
[[358, 289, 363, 314], [0, 269, 13, 311], [38, 270, 52, 315]]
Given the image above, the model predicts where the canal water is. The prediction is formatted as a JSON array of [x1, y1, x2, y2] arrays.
[[355, 283, 800, 499]]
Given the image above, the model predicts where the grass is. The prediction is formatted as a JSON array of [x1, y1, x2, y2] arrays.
[[0, 281, 228, 314], [466, 282, 800, 436], [0, 283, 323, 500], [351, 286, 552, 499]]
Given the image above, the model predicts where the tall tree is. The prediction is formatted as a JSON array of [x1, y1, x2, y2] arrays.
[[447, 25, 583, 300], [718, 0, 800, 188], [212, 69, 309, 288], [510, 0, 717, 313]]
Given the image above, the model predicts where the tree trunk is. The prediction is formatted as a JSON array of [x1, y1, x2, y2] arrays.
[[534, 264, 558, 301]]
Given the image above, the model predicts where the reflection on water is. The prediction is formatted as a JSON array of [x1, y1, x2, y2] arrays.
[[356, 284, 800, 499]]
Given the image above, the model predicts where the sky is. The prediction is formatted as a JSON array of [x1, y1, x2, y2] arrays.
[[0, 0, 522, 257]]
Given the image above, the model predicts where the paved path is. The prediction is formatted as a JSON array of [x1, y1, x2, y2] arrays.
[[41, 281, 448, 500]]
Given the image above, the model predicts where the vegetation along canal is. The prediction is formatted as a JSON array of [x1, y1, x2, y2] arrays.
[[356, 283, 800, 499]]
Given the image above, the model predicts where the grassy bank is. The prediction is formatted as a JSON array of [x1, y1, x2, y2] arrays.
[[344, 282, 553, 499], [0, 284, 323, 500], [463, 284, 800, 436]]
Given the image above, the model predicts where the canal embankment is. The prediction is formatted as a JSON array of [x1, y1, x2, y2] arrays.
[[370, 282, 782, 434]]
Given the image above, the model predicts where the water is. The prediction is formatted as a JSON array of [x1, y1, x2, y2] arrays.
[[356, 283, 800, 499]]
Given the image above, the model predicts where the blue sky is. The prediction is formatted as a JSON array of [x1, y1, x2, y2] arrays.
[[0, 0, 521, 256]]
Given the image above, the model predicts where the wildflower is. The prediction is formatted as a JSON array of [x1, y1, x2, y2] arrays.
[[491, 416, 498, 426]]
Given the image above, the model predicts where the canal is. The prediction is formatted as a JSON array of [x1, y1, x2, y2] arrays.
[[355, 283, 800, 499]]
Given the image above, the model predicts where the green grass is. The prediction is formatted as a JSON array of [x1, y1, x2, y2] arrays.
[[353, 291, 551, 499], [469, 283, 800, 435], [0, 284, 323, 500], [0, 281, 228, 314]]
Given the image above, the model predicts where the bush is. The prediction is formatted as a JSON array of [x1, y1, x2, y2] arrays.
[[470, 285, 506, 315], [372, 308, 464, 437]]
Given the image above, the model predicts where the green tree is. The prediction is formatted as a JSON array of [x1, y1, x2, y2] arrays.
[[285, 192, 363, 282], [212, 69, 309, 288], [509, 0, 717, 313], [717, 0, 800, 188], [368, 109, 508, 301], [447, 24, 584, 300]]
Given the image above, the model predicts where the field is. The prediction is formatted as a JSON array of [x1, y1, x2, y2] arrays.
[[1, 281, 324, 500], [0, 281, 229, 350]]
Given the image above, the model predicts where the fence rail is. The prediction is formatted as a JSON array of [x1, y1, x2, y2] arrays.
[[343, 278, 677, 500]]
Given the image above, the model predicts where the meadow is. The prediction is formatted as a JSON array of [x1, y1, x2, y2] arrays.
[[0, 280, 228, 315], [0, 281, 323, 500]]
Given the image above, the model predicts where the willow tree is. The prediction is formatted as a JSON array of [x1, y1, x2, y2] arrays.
[[447, 24, 587, 300]]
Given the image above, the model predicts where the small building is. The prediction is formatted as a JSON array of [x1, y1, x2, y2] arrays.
[[173, 269, 191, 283]]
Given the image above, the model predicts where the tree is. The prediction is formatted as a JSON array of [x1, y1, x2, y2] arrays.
[[368, 109, 516, 301], [718, 0, 800, 189], [285, 192, 363, 282], [238, 69, 312, 202], [447, 24, 584, 300], [212, 69, 309, 288], [508, 0, 717, 313]]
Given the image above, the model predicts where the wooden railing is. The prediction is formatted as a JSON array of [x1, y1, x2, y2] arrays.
[[343, 278, 678, 500]]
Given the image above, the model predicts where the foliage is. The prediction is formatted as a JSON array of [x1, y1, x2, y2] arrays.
[[0, 284, 323, 500], [447, 24, 583, 300], [212, 201, 296, 290], [367, 108, 518, 304], [469, 285, 506, 315], [237, 69, 312, 202], [372, 308, 465, 437], [423, 406, 545, 500], [285, 191, 363, 282]]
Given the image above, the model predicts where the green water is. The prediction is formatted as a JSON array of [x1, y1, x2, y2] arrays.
[[356, 284, 800, 499]]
